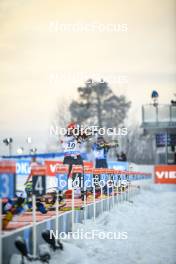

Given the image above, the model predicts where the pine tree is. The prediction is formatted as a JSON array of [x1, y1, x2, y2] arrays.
[[69, 79, 131, 128]]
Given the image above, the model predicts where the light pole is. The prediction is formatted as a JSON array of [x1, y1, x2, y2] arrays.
[[3, 138, 13, 156], [26, 137, 32, 154]]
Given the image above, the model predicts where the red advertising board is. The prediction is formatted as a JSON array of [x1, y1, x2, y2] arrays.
[[45, 160, 62, 176], [31, 165, 46, 176], [0, 160, 16, 173], [83, 161, 93, 168], [45, 160, 93, 176], [155, 165, 176, 184]]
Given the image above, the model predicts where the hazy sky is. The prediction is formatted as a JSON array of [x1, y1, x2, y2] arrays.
[[0, 0, 175, 155]]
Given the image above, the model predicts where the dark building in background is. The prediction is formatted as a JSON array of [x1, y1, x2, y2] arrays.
[[141, 103, 176, 164]]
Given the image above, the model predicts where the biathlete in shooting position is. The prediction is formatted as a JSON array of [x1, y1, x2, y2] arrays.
[[91, 136, 118, 196], [61, 122, 96, 200], [61, 122, 96, 176], [2, 192, 29, 230], [92, 136, 118, 168], [61, 122, 84, 177]]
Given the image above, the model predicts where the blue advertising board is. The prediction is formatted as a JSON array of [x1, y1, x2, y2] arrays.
[[57, 173, 68, 191], [0, 173, 15, 198], [84, 173, 93, 188], [16, 160, 31, 175], [108, 161, 129, 171]]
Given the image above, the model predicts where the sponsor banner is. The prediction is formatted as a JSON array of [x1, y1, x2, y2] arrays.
[[45, 160, 93, 176], [45, 160, 62, 176], [15, 160, 31, 191], [108, 161, 129, 171], [83, 161, 93, 168], [155, 165, 176, 184], [16, 160, 31, 175]]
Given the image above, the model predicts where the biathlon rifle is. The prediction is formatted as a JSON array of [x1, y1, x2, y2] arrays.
[[73, 126, 99, 142], [98, 140, 119, 148]]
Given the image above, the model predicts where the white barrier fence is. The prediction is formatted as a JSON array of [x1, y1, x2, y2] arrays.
[[1, 175, 152, 264]]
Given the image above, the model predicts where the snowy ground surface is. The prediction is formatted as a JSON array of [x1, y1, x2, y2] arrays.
[[52, 188, 176, 264], [11, 188, 176, 264]]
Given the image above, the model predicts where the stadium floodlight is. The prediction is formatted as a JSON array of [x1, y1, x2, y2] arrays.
[[3, 138, 13, 145], [29, 148, 37, 154], [151, 90, 159, 106], [3, 137, 13, 156], [17, 147, 24, 154]]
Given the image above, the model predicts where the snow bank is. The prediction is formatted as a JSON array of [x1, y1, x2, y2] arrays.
[[52, 189, 176, 264]]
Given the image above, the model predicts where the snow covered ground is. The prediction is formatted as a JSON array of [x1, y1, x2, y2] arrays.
[[52, 188, 176, 264]]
